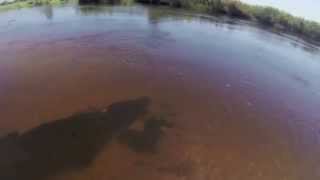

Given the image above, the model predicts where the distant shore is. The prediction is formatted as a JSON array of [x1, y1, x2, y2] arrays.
[[1, 0, 320, 46], [133, 0, 320, 46], [0, 0, 65, 11]]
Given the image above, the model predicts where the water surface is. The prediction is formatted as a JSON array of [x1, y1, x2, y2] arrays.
[[0, 5, 320, 180]]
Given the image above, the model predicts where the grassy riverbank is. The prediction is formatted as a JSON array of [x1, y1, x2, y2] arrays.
[[1, 0, 320, 45], [147, 0, 320, 45], [0, 0, 65, 11]]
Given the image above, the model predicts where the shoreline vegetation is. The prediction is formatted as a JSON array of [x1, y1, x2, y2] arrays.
[[1, 0, 320, 46], [0, 0, 65, 11], [139, 0, 320, 46]]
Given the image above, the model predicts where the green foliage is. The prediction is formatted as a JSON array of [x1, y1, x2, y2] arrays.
[[0, 1, 31, 11], [242, 3, 320, 41], [0, 0, 65, 11], [160, 0, 320, 44], [120, 0, 134, 5], [30, 0, 65, 6], [1, 0, 320, 44], [225, 1, 250, 18], [208, 0, 225, 13]]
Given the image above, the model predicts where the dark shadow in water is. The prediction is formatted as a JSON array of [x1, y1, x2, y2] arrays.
[[118, 116, 172, 153], [0, 97, 151, 180]]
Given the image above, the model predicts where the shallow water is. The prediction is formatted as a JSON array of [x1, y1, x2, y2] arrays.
[[0, 4, 320, 180]]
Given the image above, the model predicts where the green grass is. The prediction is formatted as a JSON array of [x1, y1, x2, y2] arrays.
[[120, 0, 134, 5], [0, 1, 32, 11], [140, 0, 320, 44], [1, 0, 320, 44], [227, 1, 320, 42], [0, 0, 66, 11]]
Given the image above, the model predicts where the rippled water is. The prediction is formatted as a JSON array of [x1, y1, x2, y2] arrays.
[[0, 4, 320, 180]]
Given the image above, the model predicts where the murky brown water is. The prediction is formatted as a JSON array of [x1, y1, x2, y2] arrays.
[[1, 4, 320, 180]]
